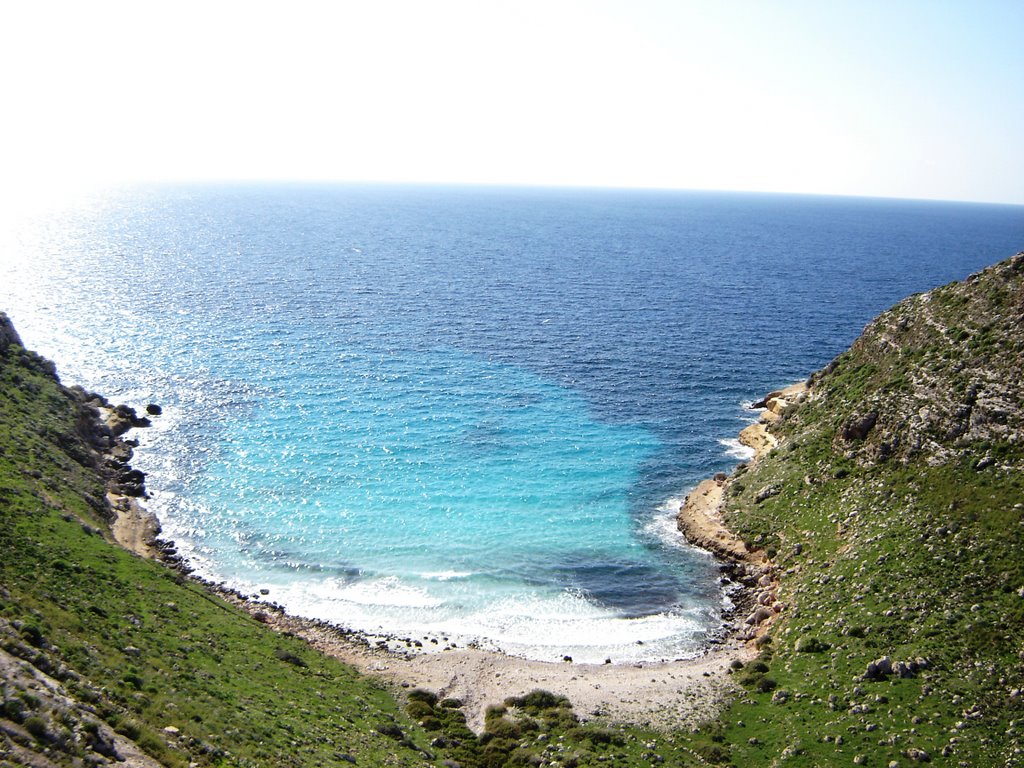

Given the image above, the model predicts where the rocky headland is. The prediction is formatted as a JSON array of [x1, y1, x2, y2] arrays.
[[680, 252, 1024, 765], [675, 381, 809, 645]]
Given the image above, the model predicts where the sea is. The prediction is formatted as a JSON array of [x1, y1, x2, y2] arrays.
[[2, 184, 1021, 663]]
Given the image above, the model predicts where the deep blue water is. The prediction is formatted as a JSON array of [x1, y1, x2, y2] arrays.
[[2, 184, 1021, 662]]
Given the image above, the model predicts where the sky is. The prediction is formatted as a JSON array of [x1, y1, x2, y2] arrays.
[[1, 0, 1022, 207]]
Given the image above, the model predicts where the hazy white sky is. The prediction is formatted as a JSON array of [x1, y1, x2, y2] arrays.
[[1, 0, 1022, 205]]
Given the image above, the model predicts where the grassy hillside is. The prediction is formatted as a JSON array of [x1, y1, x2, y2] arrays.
[[0, 315, 699, 767], [711, 253, 1024, 765]]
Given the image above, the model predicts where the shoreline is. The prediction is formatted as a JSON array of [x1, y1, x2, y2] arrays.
[[674, 381, 807, 643], [211, 586, 751, 732], [100, 385, 806, 731]]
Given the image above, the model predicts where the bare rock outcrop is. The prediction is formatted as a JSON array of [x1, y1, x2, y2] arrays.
[[0, 311, 23, 351]]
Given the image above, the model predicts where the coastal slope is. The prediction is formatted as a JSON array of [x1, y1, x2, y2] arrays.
[[3, 250, 1024, 767], [684, 253, 1024, 765]]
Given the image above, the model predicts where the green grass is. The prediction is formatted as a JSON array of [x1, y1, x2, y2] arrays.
[[718, 458, 1024, 766], [0, 342, 441, 767]]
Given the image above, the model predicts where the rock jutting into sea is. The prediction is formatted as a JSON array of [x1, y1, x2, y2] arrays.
[[676, 380, 807, 642]]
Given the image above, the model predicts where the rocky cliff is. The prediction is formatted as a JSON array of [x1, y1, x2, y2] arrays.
[[807, 253, 1024, 468], [680, 253, 1024, 765]]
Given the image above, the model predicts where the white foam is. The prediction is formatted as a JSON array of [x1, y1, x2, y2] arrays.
[[215, 569, 709, 663], [642, 497, 693, 552], [452, 591, 705, 663], [420, 570, 474, 581], [718, 437, 755, 461]]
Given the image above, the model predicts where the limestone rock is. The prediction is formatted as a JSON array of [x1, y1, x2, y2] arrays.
[[841, 410, 878, 442], [864, 656, 893, 680]]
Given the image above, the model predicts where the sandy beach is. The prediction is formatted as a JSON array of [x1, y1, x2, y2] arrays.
[[103, 385, 807, 732], [235, 601, 752, 732]]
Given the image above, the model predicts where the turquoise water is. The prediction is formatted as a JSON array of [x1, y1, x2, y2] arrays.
[[188, 346, 695, 658], [2, 184, 1021, 662]]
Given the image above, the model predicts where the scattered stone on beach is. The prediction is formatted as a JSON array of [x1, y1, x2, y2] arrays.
[[746, 607, 773, 626]]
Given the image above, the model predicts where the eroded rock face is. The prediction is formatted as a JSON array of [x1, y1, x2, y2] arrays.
[[818, 253, 1024, 467], [840, 410, 878, 442], [106, 403, 151, 436]]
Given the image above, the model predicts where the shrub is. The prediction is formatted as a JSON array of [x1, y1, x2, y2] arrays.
[[136, 729, 167, 758], [755, 677, 778, 693], [419, 716, 442, 731], [405, 700, 434, 720], [582, 727, 624, 746], [505, 689, 570, 711], [407, 688, 438, 706], [24, 715, 49, 741], [122, 673, 144, 690], [272, 648, 307, 667], [1, 697, 25, 722], [115, 719, 141, 740], [375, 720, 404, 740], [695, 742, 731, 765], [484, 716, 521, 740], [20, 624, 46, 648], [795, 636, 831, 653], [484, 704, 507, 720]]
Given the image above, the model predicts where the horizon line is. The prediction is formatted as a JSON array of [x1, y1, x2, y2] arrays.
[[93, 177, 1024, 209]]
